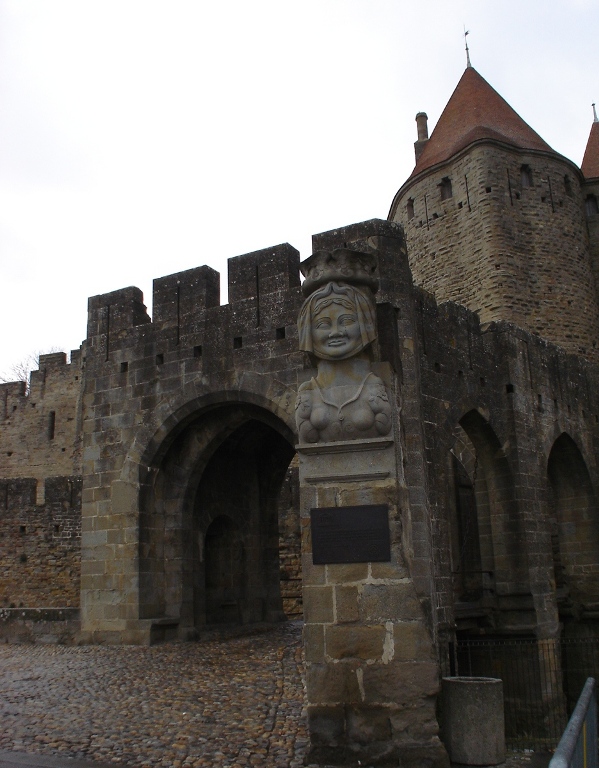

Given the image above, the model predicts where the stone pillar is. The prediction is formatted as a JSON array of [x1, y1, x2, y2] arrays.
[[299, 434, 448, 766], [295, 247, 448, 766]]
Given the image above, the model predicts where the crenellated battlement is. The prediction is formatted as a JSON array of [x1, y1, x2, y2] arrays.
[[85, 241, 305, 356], [80, 222, 415, 408], [86, 286, 151, 346], [0, 350, 83, 488], [152, 265, 220, 333]]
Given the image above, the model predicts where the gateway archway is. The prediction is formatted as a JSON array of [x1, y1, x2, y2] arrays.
[[139, 403, 298, 635]]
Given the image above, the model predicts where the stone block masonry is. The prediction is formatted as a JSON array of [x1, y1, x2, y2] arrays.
[[0, 352, 83, 488], [0, 476, 81, 609], [0, 211, 597, 760], [79, 241, 305, 644], [0, 352, 83, 614], [390, 143, 599, 363]]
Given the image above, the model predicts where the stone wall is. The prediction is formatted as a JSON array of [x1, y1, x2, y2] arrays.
[[80, 246, 305, 642], [278, 460, 302, 618], [0, 608, 80, 644], [0, 476, 82, 609], [0, 212, 597, 762], [0, 352, 83, 490], [413, 293, 599, 656], [390, 143, 599, 363], [0, 352, 83, 615], [0, 216, 596, 653]]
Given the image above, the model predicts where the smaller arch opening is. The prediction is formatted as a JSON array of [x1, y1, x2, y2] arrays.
[[204, 515, 247, 625]]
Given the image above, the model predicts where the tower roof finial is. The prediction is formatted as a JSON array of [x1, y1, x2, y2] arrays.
[[593, 103, 598, 123], [464, 26, 471, 68]]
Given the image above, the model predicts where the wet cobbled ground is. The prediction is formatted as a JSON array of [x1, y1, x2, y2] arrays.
[[0, 622, 308, 768], [0, 620, 543, 768]]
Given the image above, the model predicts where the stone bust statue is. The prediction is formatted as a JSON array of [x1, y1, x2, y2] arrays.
[[295, 249, 392, 443]]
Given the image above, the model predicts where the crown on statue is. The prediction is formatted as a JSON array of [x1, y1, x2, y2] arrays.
[[300, 248, 379, 297]]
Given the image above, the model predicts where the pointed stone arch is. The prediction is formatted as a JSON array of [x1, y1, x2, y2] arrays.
[[450, 425, 485, 603], [449, 410, 529, 631], [461, 409, 526, 591], [547, 432, 599, 620], [137, 401, 297, 634]]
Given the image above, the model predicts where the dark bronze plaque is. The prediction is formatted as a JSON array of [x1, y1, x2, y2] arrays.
[[310, 505, 390, 564]]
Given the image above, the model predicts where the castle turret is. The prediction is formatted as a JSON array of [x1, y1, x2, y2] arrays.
[[389, 67, 599, 362], [581, 107, 599, 302]]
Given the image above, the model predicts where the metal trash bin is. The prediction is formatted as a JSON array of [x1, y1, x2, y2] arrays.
[[440, 676, 505, 766]]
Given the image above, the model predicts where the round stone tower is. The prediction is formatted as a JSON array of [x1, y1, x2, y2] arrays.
[[389, 66, 599, 363], [581, 106, 599, 304]]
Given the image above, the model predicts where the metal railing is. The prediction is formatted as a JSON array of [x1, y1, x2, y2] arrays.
[[549, 677, 597, 768]]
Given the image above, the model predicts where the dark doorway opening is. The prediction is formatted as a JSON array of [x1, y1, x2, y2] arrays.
[[140, 404, 301, 637], [193, 416, 297, 630]]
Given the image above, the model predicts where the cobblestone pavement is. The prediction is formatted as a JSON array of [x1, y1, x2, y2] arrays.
[[0, 620, 545, 768], [0, 622, 308, 768]]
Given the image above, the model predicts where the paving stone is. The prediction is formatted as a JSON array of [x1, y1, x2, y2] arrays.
[[0, 621, 544, 768], [0, 623, 308, 768]]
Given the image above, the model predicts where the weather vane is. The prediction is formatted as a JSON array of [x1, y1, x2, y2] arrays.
[[464, 26, 471, 68]]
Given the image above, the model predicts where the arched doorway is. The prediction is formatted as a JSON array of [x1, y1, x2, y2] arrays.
[[451, 453, 483, 603], [547, 433, 599, 712], [449, 411, 529, 635], [547, 433, 599, 624], [204, 515, 246, 624], [139, 403, 298, 634]]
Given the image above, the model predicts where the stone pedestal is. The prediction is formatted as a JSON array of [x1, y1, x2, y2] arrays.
[[298, 434, 449, 767], [440, 677, 505, 766]]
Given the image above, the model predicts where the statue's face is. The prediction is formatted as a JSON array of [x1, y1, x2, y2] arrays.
[[312, 300, 362, 359]]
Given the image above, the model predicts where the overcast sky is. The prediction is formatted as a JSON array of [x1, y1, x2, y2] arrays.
[[1, 0, 597, 379]]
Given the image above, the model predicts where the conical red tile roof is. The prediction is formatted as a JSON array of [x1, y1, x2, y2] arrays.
[[411, 67, 554, 177], [581, 121, 599, 179]]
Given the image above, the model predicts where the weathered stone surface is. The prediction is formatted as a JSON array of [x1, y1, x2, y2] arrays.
[[393, 620, 435, 661], [325, 562, 369, 584], [390, 141, 599, 364], [296, 251, 392, 444], [361, 661, 440, 704], [371, 557, 408, 580], [346, 705, 392, 743], [440, 676, 505, 765], [389, 702, 442, 742], [306, 704, 345, 746], [334, 585, 359, 623], [306, 661, 361, 704], [0, 476, 81, 609], [359, 582, 423, 622], [299, 548, 324, 583], [303, 622, 325, 662], [303, 586, 333, 624], [325, 624, 387, 661]]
